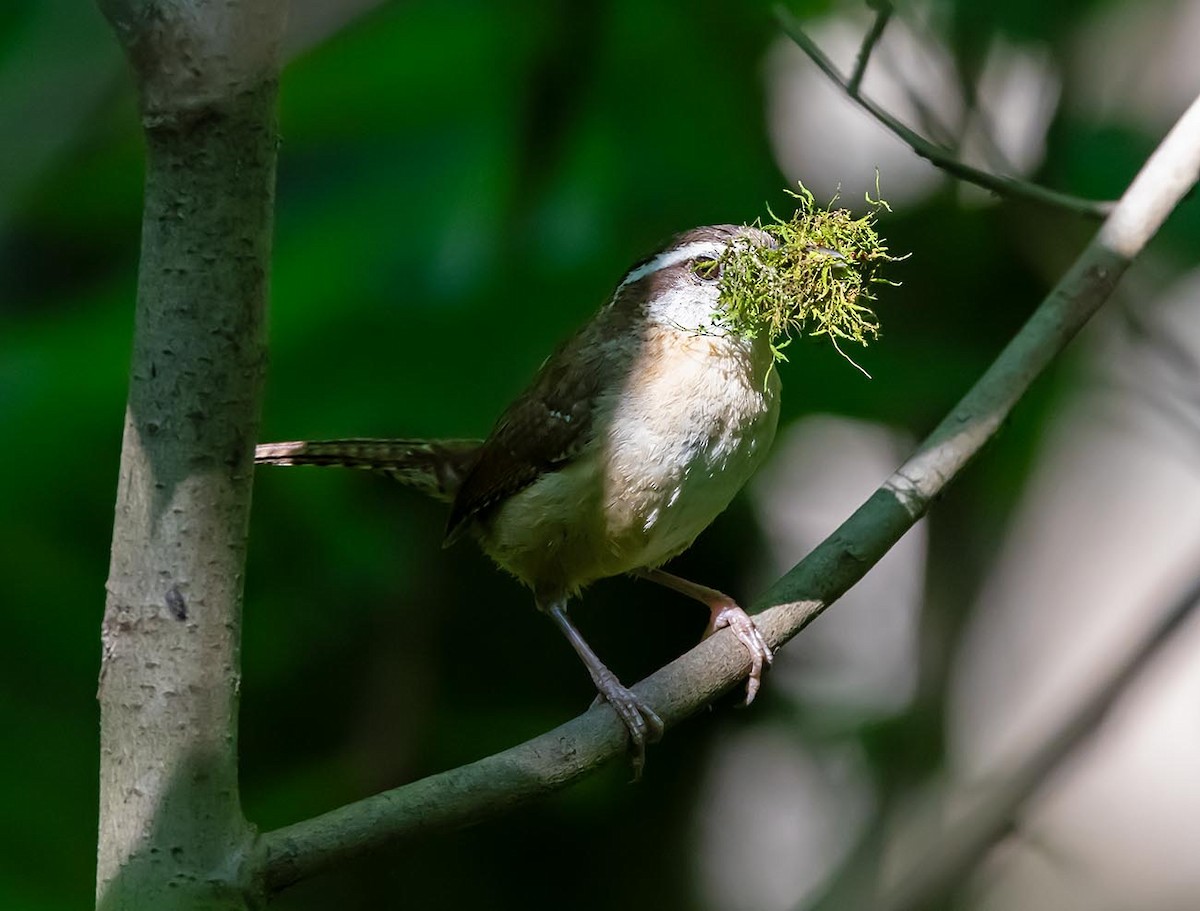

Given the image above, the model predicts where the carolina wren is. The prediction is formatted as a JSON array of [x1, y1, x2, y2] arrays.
[[257, 224, 781, 774]]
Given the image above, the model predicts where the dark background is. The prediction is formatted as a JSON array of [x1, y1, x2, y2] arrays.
[[3, 0, 1196, 908]]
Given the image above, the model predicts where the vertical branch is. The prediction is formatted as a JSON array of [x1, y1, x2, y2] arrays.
[[95, 1, 287, 908]]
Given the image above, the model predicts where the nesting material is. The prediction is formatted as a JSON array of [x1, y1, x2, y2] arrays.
[[714, 185, 903, 373]]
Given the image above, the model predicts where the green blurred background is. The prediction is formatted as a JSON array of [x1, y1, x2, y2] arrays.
[[3, 0, 1198, 908]]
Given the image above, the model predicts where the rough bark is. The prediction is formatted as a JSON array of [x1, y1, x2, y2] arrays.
[[95, 2, 286, 908]]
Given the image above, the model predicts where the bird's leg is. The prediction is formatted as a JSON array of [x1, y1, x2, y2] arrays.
[[635, 568, 773, 705], [543, 601, 664, 779]]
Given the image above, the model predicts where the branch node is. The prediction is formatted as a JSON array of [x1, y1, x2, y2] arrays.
[[773, 5, 1115, 219], [848, 1, 893, 97]]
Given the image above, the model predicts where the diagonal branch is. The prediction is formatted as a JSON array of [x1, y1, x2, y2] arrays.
[[254, 92, 1200, 896], [867, 569, 1200, 911], [848, 1, 893, 97], [774, 5, 1115, 220]]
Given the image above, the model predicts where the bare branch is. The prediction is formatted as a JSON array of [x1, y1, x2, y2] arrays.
[[870, 571, 1200, 911], [773, 6, 1115, 220], [848, 1, 893, 97], [95, 1, 286, 908], [98, 0, 287, 124], [254, 88, 1200, 897]]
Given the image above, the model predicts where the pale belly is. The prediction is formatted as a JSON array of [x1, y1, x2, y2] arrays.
[[479, 333, 780, 603]]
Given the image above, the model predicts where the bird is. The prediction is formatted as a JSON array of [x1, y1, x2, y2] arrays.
[[256, 224, 782, 775]]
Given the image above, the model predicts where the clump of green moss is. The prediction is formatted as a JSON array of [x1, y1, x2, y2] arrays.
[[715, 184, 903, 375]]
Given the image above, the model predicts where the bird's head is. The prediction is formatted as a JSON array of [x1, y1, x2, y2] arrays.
[[613, 224, 777, 336]]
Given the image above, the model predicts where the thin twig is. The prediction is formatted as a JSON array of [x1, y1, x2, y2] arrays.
[[848, 1, 893, 97], [774, 6, 1115, 220], [869, 571, 1200, 911], [885, 5, 962, 148], [253, 90, 1200, 896]]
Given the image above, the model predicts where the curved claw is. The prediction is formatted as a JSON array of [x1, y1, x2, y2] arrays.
[[708, 604, 774, 705], [634, 569, 774, 705], [591, 669, 664, 780], [545, 602, 664, 778]]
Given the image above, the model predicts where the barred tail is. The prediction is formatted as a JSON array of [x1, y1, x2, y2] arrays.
[[254, 438, 481, 502]]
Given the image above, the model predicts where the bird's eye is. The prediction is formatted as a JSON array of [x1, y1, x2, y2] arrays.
[[692, 258, 721, 282]]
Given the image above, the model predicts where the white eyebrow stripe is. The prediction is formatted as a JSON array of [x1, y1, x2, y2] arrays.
[[617, 240, 727, 287]]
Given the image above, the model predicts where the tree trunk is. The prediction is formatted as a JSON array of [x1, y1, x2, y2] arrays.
[[95, 2, 286, 907]]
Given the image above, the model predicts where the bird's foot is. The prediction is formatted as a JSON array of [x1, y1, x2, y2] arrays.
[[706, 602, 773, 705], [634, 569, 774, 705], [589, 668, 664, 780]]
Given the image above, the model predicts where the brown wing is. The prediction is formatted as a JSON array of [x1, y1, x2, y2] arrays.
[[444, 311, 634, 544]]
